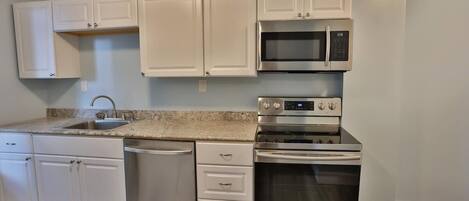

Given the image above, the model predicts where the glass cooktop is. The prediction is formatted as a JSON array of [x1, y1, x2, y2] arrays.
[[255, 125, 362, 151]]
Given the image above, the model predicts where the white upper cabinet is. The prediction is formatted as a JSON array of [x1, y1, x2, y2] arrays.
[[52, 0, 93, 31], [258, 0, 352, 20], [304, 0, 351, 19], [52, 0, 138, 32], [258, 0, 303, 21], [13, 1, 80, 79], [203, 0, 257, 77], [139, 0, 204, 77], [139, 0, 257, 77], [93, 0, 138, 29], [13, 1, 55, 78], [0, 154, 38, 201]]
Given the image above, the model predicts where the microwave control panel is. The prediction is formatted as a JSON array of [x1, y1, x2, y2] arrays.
[[330, 31, 349, 61]]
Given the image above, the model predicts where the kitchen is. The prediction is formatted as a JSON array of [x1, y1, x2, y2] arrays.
[[0, 0, 468, 201]]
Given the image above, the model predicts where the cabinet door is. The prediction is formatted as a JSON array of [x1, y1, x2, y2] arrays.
[[203, 0, 257, 77], [52, 0, 93, 32], [258, 0, 304, 21], [139, 0, 204, 77], [94, 0, 138, 29], [34, 155, 79, 201], [13, 1, 56, 79], [304, 0, 351, 19], [197, 165, 253, 201], [0, 154, 38, 201], [77, 158, 126, 201]]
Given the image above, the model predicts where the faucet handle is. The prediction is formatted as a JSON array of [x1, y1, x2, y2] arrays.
[[96, 112, 107, 120], [121, 112, 135, 121]]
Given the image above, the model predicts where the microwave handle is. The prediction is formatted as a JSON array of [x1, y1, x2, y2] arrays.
[[325, 25, 331, 67]]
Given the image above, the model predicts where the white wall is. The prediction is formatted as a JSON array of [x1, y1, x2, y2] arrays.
[[342, 0, 406, 201], [397, 0, 469, 200], [0, 0, 48, 125], [46, 34, 343, 111]]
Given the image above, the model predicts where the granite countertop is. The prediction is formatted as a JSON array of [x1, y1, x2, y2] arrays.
[[0, 117, 258, 142]]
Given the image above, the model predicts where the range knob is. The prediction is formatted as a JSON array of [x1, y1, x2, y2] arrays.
[[273, 102, 281, 110], [328, 103, 337, 110], [318, 102, 326, 110], [263, 102, 271, 109]]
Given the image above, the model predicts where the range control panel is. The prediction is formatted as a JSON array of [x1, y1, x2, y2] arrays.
[[258, 97, 342, 116]]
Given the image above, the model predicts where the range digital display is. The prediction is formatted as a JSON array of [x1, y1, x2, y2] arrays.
[[284, 101, 314, 111]]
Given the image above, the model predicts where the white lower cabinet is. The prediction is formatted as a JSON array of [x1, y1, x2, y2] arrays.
[[35, 156, 126, 201], [196, 142, 254, 201], [197, 165, 253, 201], [35, 155, 78, 201], [33, 136, 126, 201], [0, 153, 38, 201], [78, 158, 126, 201]]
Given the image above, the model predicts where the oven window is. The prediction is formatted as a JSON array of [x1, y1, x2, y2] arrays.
[[255, 163, 360, 201], [261, 32, 326, 61]]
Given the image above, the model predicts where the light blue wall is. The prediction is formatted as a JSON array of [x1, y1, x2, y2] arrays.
[[47, 34, 343, 111], [0, 0, 48, 125]]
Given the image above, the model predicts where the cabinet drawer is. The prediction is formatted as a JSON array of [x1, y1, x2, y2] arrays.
[[196, 142, 253, 166], [197, 165, 253, 201], [33, 135, 124, 159], [0, 133, 33, 153]]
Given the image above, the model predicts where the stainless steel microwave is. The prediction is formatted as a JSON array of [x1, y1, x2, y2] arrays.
[[258, 20, 353, 72]]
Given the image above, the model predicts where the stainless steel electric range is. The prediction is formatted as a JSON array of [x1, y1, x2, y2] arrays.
[[255, 97, 362, 201]]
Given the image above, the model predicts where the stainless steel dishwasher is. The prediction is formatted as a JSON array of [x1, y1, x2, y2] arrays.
[[124, 139, 196, 201]]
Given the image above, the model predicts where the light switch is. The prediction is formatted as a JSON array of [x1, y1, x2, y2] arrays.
[[80, 80, 88, 92], [198, 79, 207, 93]]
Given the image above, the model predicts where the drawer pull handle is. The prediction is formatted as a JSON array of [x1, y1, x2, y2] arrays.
[[219, 154, 233, 160], [25, 157, 32, 161], [5, 143, 16, 146], [219, 183, 232, 186]]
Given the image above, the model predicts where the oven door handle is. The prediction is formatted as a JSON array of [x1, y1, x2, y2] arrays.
[[257, 152, 360, 161], [256, 151, 361, 165]]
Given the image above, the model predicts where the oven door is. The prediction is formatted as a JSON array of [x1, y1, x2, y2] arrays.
[[255, 150, 361, 201]]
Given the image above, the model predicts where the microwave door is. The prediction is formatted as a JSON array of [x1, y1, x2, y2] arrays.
[[259, 31, 330, 72]]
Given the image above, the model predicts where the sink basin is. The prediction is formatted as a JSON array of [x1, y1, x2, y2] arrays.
[[64, 120, 129, 130]]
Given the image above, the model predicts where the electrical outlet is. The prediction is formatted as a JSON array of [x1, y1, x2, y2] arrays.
[[80, 80, 88, 92], [198, 79, 207, 93]]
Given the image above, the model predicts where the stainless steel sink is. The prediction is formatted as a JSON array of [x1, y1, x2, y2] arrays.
[[64, 120, 129, 130]]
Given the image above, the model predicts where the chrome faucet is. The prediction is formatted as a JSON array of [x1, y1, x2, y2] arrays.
[[90, 95, 117, 119]]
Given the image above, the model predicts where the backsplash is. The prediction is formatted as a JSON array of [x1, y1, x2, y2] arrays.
[[47, 108, 257, 122], [44, 34, 343, 111]]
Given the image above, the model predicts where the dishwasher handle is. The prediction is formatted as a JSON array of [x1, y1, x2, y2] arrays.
[[125, 146, 193, 155]]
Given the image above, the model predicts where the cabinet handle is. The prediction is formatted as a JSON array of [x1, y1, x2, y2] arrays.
[[297, 12, 302, 18], [87, 23, 92, 28], [5, 142, 16, 146], [219, 153, 233, 161], [49, 73, 55, 77], [25, 157, 32, 161], [205, 72, 210, 76], [219, 183, 232, 186], [70, 160, 76, 164], [306, 12, 310, 17], [94, 23, 98, 28], [77, 160, 82, 164]]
